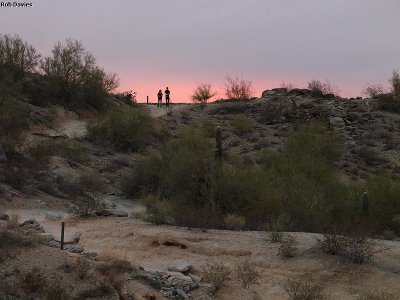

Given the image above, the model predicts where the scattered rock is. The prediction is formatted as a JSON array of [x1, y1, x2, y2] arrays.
[[166, 271, 192, 282], [82, 252, 98, 260], [188, 273, 202, 282], [21, 219, 44, 232], [49, 240, 61, 248], [166, 259, 191, 273], [287, 88, 311, 96], [329, 117, 346, 130], [40, 233, 54, 242], [176, 288, 189, 299], [32, 132, 67, 139], [45, 213, 62, 221], [69, 246, 84, 253]]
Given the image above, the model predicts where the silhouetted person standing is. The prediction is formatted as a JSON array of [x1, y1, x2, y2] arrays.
[[157, 89, 163, 107], [165, 87, 171, 106]]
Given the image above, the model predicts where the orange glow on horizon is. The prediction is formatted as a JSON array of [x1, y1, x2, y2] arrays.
[[117, 78, 363, 103]]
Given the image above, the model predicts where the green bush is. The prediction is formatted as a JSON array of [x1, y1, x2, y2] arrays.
[[59, 140, 89, 164], [41, 39, 119, 108], [140, 194, 172, 225], [376, 94, 400, 114], [120, 154, 162, 198], [0, 34, 40, 82], [364, 172, 400, 231], [123, 121, 399, 233], [87, 107, 154, 152], [231, 114, 253, 135], [27, 142, 54, 169], [0, 96, 30, 139]]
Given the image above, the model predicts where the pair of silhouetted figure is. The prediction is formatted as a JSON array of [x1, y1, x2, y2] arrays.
[[157, 87, 171, 107]]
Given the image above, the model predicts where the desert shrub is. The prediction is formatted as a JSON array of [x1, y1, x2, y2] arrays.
[[22, 268, 46, 293], [115, 90, 137, 105], [74, 197, 99, 217], [259, 123, 348, 231], [96, 256, 134, 275], [0, 96, 30, 139], [140, 194, 172, 225], [121, 155, 162, 198], [234, 260, 260, 289], [361, 83, 386, 98], [231, 114, 253, 135], [78, 172, 105, 194], [27, 142, 54, 168], [211, 101, 250, 114], [192, 83, 217, 104], [58, 140, 89, 164], [224, 75, 255, 100], [199, 120, 216, 137], [2, 167, 27, 190], [376, 94, 400, 113], [308, 79, 340, 97], [75, 257, 91, 279], [223, 213, 246, 230], [45, 285, 70, 300], [285, 278, 324, 300], [353, 146, 384, 165], [344, 237, 375, 264], [87, 107, 154, 152], [391, 70, 400, 98], [266, 214, 290, 243], [363, 172, 400, 231], [316, 233, 347, 255], [316, 225, 377, 264], [278, 235, 298, 258], [0, 34, 40, 81], [40, 39, 119, 108], [280, 81, 296, 91], [203, 262, 232, 292]]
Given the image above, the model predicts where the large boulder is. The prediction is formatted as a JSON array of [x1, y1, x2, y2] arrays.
[[166, 259, 191, 273], [287, 88, 312, 96], [261, 88, 287, 98], [329, 117, 346, 130]]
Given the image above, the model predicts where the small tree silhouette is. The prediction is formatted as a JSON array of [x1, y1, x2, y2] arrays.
[[224, 75, 255, 100], [192, 83, 217, 104]]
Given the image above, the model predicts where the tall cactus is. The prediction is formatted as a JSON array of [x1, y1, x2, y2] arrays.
[[215, 126, 222, 160]]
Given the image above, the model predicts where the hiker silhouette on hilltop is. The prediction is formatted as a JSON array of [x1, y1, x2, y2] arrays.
[[165, 87, 171, 106], [157, 89, 163, 107]]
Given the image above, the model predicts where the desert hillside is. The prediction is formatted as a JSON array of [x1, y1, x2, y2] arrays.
[[1, 83, 400, 299], [1, 31, 400, 300]]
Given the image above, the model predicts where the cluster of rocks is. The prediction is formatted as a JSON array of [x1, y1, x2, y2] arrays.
[[146, 260, 205, 299]]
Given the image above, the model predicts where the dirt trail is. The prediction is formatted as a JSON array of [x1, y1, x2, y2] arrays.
[[58, 119, 87, 138], [144, 103, 192, 118]]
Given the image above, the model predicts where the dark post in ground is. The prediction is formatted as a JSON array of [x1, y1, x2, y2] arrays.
[[147, 96, 149, 104], [61, 222, 65, 250]]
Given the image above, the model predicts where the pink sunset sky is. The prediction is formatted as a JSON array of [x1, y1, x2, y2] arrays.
[[1, 0, 400, 102]]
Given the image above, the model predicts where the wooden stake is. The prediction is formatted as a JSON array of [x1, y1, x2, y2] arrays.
[[61, 222, 65, 250]]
